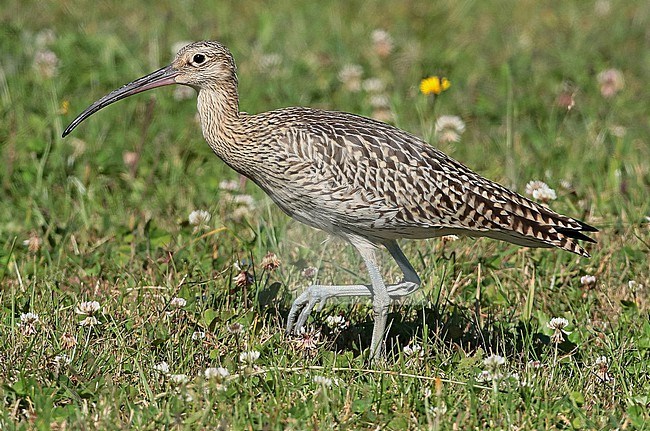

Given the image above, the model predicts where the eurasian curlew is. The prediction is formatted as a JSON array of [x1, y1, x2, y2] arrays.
[[63, 41, 597, 358]]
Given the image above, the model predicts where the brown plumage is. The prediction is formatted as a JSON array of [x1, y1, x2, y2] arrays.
[[63, 41, 597, 358]]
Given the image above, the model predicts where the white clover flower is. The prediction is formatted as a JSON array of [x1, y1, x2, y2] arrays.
[[170, 297, 187, 309], [483, 354, 506, 369], [371, 29, 390, 43], [219, 179, 239, 191], [594, 356, 608, 366], [188, 209, 211, 226], [547, 317, 569, 331], [204, 367, 230, 380], [61, 333, 77, 349], [628, 280, 642, 293], [261, 252, 281, 271], [403, 343, 424, 358], [239, 350, 260, 364], [369, 94, 390, 109], [525, 181, 557, 202], [23, 233, 42, 252], [234, 270, 253, 288], [362, 78, 386, 93], [371, 29, 393, 57], [580, 275, 596, 287], [35, 29, 56, 48], [435, 115, 466, 144], [313, 375, 334, 387], [547, 317, 570, 343], [508, 372, 521, 384], [122, 151, 138, 170], [75, 301, 101, 315], [294, 328, 321, 350], [338, 64, 363, 92], [325, 315, 346, 329], [154, 361, 170, 374], [594, 356, 612, 381], [78, 316, 100, 327], [19, 312, 40, 336], [597, 68, 624, 98], [33, 49, 59, 78], [231, 206, 252, 222], [233, 194, 255, 208], [20, 312, 40, 325], [301, 266, 318, 279], [502, 372, 528, 388], [560, 179, 574, 190], [476, 370, 493, 382], [169, 374, 189, 385]]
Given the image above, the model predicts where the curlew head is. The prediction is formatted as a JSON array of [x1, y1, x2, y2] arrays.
[[62, 41, 236, 137]]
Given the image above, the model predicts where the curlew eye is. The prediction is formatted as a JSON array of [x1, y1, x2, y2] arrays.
[[192, 53, 206, 65]]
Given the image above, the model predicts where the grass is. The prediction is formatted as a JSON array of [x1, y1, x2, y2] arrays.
[[1, 0, 649, 429]]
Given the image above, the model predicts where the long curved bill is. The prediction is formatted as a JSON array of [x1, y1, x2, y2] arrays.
[[62, 65, 179, 137]]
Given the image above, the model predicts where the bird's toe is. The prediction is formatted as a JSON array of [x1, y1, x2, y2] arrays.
[[286, 290, 311, 334], [295, 297, 319, 332]]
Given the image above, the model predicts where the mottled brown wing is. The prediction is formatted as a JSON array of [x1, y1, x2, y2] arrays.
[[264, 108, 596, 256]]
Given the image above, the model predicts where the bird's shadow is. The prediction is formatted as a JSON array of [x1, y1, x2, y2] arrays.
[[263, 297, 577, 363]]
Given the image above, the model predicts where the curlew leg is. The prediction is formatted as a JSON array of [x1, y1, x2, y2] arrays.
[[358, 239, 390, 358], [285, 239, 421, 357], [384, 240, 421, 289]]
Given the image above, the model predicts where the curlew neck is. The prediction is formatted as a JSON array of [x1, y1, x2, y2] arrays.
[[196, 79, 243, 159]]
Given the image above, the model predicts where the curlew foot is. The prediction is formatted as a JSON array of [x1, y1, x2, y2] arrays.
[[285, 284, 369, 335], [285, 281, 420, 335]]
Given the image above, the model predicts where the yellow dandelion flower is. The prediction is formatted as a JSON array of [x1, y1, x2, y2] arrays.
[[420, 76, 451, 96]]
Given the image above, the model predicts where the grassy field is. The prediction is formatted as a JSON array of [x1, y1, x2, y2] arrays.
[[1, 0, 649, 429]]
